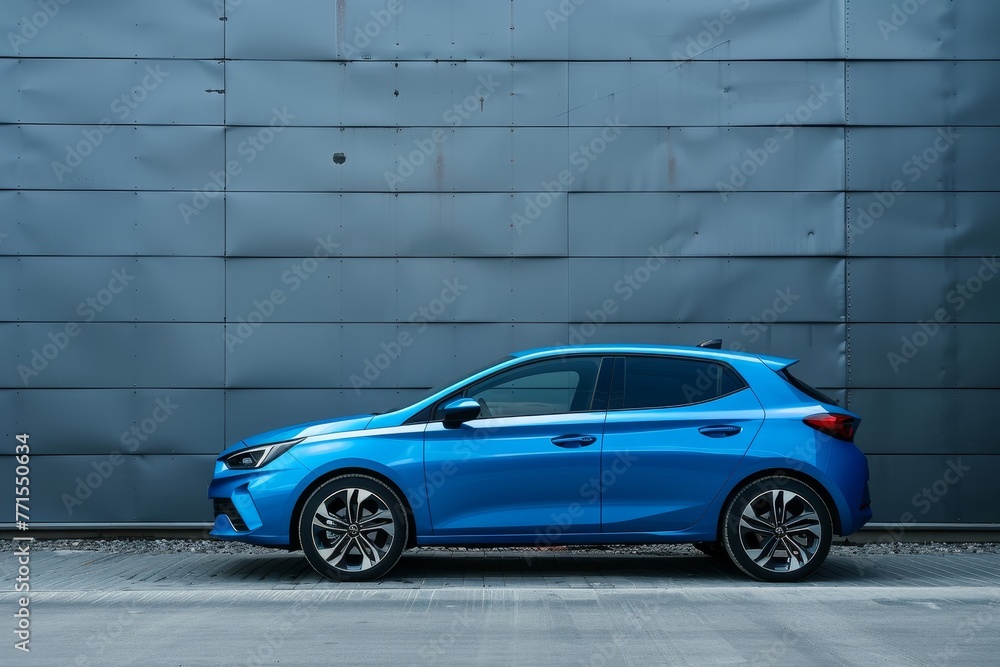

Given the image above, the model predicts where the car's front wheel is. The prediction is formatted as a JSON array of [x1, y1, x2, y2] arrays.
[[722, 476, 832, 582], [299, 474, 408, 582]]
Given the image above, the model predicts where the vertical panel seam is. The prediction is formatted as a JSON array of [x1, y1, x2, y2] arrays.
[[844, 0, 852, 407], [222, 2, 228, 447]]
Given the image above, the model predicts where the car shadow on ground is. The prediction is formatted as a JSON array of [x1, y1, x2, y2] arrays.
[[209, 548, 888, 586]]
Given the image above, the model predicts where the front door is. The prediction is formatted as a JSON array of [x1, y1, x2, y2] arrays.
[[423, 355, 611, 537]]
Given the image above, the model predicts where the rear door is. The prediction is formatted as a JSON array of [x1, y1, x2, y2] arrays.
[[601, 355, 764, 533]]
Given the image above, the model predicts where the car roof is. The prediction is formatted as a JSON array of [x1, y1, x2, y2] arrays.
[[511, 344, 791, 367]]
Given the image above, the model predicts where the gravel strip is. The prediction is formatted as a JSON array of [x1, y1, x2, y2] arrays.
[[2, 538, 998, 556]]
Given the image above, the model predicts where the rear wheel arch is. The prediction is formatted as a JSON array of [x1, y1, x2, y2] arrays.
[[714, 468, 843, 541], [722, 474, 833, 582], [288, 467, 418, 551]]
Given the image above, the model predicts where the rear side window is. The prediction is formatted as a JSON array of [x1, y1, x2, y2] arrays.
[[779, 368, 838, 406], [622, 356, 746, 409]]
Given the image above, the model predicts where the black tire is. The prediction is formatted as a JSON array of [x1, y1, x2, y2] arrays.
[[299, 474, 409, 582], [722, 476, 832, 583]]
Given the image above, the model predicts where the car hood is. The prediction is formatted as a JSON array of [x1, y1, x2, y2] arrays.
[[237, 414, 375, 450]]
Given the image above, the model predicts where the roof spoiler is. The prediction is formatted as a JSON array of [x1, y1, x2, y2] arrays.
[[697, 338, 723, 350], [757, 354, 797, 372]]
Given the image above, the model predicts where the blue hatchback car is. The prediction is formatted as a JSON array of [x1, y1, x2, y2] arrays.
[[209, 343, 872, 582]]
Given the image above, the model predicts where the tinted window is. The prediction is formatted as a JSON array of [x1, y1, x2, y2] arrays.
[[622, 356, 746, 409], [462, 356, 602, 419], [780, 368, 838, 406], [394, 355, 514, 417]]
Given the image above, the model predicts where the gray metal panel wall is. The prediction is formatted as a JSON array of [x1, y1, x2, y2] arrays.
[[1, 0, 221, 58], [1, 390, 223, 455], [0, 190, 225, 256], [845, 0, 1000, 60], [2, 0, 998, 527], [0, 59, 224, 125], [0, 258, 224, 322], [842, 0, 1000, 529], [226, 192, 567, 257]]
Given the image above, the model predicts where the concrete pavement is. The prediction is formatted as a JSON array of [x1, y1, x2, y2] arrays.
[[2, 549, 998, 665]]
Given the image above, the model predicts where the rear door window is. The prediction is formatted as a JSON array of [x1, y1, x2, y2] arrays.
[[620, 356, 747, 409]]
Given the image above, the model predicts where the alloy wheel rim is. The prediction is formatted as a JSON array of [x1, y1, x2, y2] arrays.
[[312, 487, 396, 572], [738, 489, 823, 573]]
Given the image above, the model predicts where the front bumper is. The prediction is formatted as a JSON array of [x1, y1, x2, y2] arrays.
[[207, 451, 315, 547]]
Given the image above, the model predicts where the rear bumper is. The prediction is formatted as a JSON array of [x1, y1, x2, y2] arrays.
[[827, 444, 873, 536]]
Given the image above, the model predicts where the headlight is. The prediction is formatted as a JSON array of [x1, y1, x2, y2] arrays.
[[223, 438, 303, 470]]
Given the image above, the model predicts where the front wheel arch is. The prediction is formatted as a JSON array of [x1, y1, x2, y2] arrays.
[[288, 467, 417, 551]]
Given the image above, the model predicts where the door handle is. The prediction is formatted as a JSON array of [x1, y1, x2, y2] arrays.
[[698, 425, 742, 438], [551, 434, 597, 448]]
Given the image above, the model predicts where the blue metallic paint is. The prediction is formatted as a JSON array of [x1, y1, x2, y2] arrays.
[[601, 388, 765, 532], [424, 411, 608, 535], [208, 345, 872, 548]]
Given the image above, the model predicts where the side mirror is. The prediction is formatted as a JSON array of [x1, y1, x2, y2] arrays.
[[441, 398, 481, 426]]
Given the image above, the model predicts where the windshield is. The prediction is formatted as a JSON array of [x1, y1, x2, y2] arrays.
[[379, 355, 515, 414]]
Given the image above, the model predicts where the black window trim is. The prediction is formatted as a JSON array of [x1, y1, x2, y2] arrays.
[[608, 353, 750, 412]]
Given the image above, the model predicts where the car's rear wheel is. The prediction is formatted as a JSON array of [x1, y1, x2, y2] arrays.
[[722, 476, 832, 582], [299, 474, 408, 582]]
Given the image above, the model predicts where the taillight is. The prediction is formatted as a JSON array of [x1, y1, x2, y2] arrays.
[[803, 413, 858, 442]]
